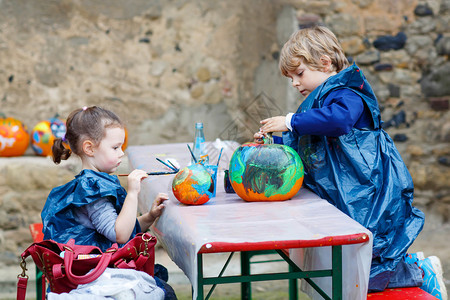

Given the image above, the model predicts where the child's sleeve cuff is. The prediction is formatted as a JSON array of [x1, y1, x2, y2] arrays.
[[285, 113, 294, 131]]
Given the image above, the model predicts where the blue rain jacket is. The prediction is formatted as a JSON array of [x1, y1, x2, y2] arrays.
[[41, 169, 141, 251], [283, 64, 425, 287]]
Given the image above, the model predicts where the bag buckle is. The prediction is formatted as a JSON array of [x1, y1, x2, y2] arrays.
[[140, 233, 152, 256], [17, 257, 29, 279]]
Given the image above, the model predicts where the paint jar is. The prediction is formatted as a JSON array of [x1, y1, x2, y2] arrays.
[[224, 170, 235, 193], [204, 164, 218, 197]]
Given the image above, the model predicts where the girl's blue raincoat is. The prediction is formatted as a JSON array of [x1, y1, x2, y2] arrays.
[[283, 64, 425, 289], [41, 169, 141, 251]]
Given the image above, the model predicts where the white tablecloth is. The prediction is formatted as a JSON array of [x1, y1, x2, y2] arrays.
[[127, 142, 372, 299]]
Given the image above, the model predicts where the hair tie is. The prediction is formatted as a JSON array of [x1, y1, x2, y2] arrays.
[[61, 134, 67, 143], [82, 106, 88, 111]]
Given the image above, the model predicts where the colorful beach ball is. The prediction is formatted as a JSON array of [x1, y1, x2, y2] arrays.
[[31, 117, 66, 156], [0, 117, 30, 157], [229, 143, 304, 201], [172, 164, 214, 205]]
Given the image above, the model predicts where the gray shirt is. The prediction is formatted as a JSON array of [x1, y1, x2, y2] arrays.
[[73, 197, 117, 243]]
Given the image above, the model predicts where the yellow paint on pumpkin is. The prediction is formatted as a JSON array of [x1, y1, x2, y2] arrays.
[[231, 176, 303, 202]]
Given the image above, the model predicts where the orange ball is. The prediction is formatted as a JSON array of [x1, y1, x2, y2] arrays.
[[0, 117, 30, 157]]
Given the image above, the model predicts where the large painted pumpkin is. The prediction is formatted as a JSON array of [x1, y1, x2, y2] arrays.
[[172, 163, 214, 205], [0, 117, 30, 157], [229, 143, 304, 201], [31, 117, 66, 156]]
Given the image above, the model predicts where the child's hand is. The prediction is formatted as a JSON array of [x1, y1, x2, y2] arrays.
[[260, 116, 288, 133], [149, 193, 169, 220], [127, 169, 148, 195], [253, 129, 265, 144]]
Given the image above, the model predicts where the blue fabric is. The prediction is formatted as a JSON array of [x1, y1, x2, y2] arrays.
[[290, 89, 372, 137], [41, 169, 141, 251], [386, 258, 423, 289], [283, 63, 425, 288]]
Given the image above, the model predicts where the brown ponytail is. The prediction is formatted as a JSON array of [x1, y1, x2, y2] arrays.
[[52, 137, 71, 164]]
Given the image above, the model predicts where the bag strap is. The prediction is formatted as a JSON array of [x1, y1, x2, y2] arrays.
[[63, 244, 114, 285], [17, 277, 28, 300]]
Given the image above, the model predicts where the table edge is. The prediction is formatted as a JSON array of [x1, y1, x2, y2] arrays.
[[198, 232, 370, 253]]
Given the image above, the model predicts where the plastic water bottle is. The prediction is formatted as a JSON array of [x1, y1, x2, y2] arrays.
[[192, 122, 209, 164]]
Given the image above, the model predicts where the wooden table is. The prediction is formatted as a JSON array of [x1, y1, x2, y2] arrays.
[[126, 142, 372, 300]]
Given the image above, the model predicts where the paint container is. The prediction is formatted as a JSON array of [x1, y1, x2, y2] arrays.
[[224, 170, 235, 193], [204, 164, 218, 197]]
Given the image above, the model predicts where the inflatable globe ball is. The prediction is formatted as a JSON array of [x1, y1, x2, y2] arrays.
[[31, 117, 67, 156], [172, 163, 214, 205], [229, 143, 304, 201], [0, 117, 30, 157]]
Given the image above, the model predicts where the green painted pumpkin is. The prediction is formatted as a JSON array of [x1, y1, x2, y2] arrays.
[[228, 143, 304, 201]]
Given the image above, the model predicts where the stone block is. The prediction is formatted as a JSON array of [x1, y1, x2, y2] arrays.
[[373, 32, 407, 51], [407, 145, 425, 157], [326, 13, 362, 36], [414, 4, 434, 16], [341, 37, 365, 55], [436, 36, 450, 55], [364, 15, 399, 33], [421, 62, 450, 97], [355, 50, 380, 65], [429, 97, 449, 111], [197, 67, 211, 82]]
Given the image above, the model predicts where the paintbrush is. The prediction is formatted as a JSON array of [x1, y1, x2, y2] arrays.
[[187, 144, 197, 163], [216, 147, 224, 166], [156, 157, 179, 171], [118, 170, 178, 177], [166, 159, 178, 170]]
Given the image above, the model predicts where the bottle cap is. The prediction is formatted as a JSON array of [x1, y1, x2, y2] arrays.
[[195, 122, 203, 129]]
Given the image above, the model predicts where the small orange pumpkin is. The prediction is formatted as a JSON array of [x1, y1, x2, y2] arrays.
[[122, 127, 128, 151], [0, 117, 30, 157]]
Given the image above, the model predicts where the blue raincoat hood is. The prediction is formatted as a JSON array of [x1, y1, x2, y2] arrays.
[[283, 64, 424, 287], [41, 169, 141, 251]]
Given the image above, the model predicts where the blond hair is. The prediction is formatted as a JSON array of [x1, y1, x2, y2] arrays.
[[279, 26, 349, 76]]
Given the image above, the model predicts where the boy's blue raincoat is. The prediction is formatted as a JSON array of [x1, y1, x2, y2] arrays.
[[41, 169, 141, 251], [283, 64, 425, 289]]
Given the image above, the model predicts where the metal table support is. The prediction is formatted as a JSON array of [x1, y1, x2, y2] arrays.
[[196, 245, 343, 300]]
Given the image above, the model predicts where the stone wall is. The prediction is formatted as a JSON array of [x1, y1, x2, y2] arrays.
[[0, 0, 449, 266]]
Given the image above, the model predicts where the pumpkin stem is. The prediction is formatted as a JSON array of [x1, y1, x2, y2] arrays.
[[263, 132, 274, 144]]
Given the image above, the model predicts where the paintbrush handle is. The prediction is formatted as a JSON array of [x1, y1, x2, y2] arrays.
[[147, 171, 177, 175], [156, 157, 178, 171], [216, 147, 224, 166], [187, 144, 197, 163], [118, 171, 177, 177]]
